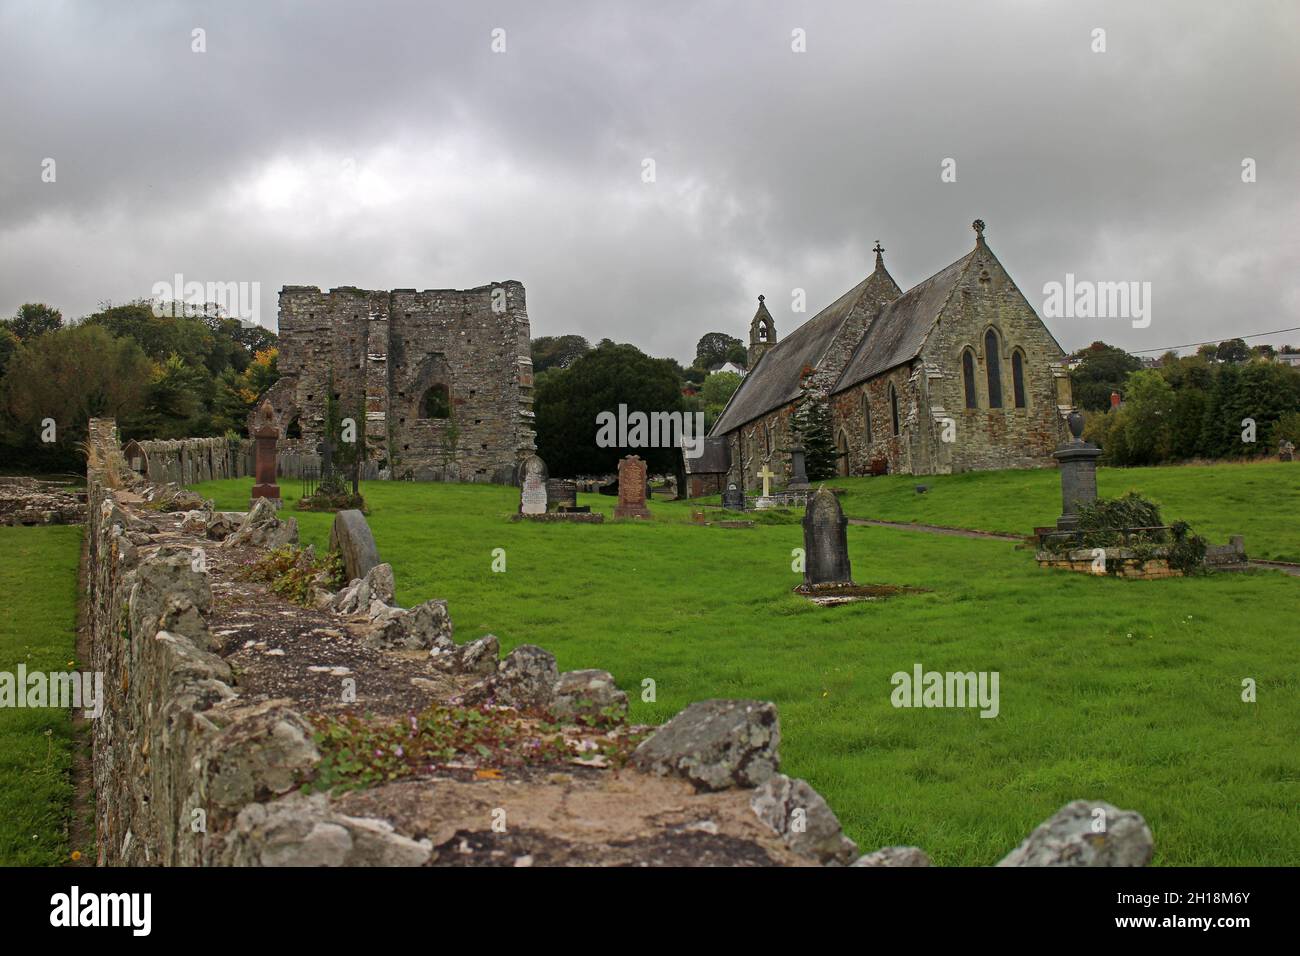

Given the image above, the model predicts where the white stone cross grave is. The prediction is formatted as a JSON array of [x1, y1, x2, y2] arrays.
[[755, 464, 777, 510]]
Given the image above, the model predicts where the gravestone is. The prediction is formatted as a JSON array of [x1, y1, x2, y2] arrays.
[[1052, 410, 1102, 529], [519, 454, 548, 515], [1280, 439, 1295, 462], [802, 485, 853, 587], [330, 509, 381, 582], [754, 464, 777, 510], [721, 482, 745, 511], [614, 455, 651, 519], [546, 478, 578, 510], [250, 400, 282, 510], [788, 446, 810, 492]]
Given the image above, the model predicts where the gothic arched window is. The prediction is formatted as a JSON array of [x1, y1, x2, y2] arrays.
[[984, 329, 1003, 409], [1011, 350, 1027, 408], [889, 383, 900, 436], [962, 349, 978, 409], [863, 393, 873, 444], [420, 384, 451, 419], [285, 416, 302, 439]]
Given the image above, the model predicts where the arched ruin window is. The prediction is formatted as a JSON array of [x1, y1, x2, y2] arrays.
[[889, 383, 900, 436], [984, 329, 1003, 409], [962, 349, 978, 409], [1011, 349, 1027, 408], [420, 384, 451, 419], [862, 394, 873, 444], [285, 416, 302, 439]]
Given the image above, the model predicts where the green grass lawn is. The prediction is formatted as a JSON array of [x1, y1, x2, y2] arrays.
[[192, 465, 1299, 866], [818, 459, 1300, 562], [0, 525, 82, 866]]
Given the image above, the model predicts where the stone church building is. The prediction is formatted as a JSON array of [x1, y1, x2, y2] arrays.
[[709, 221, 1075, 489], [254, 281, 536, 483]]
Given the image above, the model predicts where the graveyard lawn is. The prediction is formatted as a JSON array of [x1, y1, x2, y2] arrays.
[[0, 525, 82, 866], [192, 476, 1300, 866], [822, 459, 1300, 562]]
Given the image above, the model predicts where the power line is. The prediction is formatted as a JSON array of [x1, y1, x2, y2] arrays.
[[1125, 326, 1300, 355]]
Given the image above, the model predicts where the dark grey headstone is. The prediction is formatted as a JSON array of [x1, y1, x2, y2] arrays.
[[802, 486, 852, 586], [721, 482, 745, 511], [788, 446, 810, 491], [546, 478, 578, 509], [329, 509, 381, 582]]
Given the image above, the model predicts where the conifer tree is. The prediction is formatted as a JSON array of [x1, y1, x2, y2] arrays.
[[792, 378, 837, 480]]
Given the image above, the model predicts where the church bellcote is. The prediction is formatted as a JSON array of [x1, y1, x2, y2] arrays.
[[748, 294, 777, 367]]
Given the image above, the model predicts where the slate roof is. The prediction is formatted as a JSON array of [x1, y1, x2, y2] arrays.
[[710, 270, 896, 435], [683, 436, 731, 474], [832, 251, 974, 394]]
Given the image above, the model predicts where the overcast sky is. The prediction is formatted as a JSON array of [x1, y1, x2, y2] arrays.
[[2, 0, 1297, 362]]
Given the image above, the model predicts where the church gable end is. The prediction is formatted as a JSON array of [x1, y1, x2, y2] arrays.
[[912, 221, 1071, 473]]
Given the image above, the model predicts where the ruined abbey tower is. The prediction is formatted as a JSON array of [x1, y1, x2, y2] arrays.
[[260, 282, 536, 483]]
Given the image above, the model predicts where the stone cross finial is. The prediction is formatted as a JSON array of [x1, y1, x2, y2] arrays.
[[758, 294, 765, 303], [973, 219, 986, 242], [873, 240, 884, 255]]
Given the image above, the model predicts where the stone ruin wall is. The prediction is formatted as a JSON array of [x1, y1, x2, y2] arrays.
[[0, 476, 86, 526], [127, 436, 250, 487], [274, 282, 536, 484], [81, 416, 1155, 867]]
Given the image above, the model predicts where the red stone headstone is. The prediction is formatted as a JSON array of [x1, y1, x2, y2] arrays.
[[614, 455, 651, 519], [250, 400, 282, 509]]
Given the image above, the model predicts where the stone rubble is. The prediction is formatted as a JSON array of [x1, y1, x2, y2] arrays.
[[550, 669, 629, 724], [852, 846, 932, 867], [749, 773, 859, 865], [630, 699, 781, 792], [997, 799, 1154, 867], [458, 644, 559, 709], [221, 496, 298, 550]]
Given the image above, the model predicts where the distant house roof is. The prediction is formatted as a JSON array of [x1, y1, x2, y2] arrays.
[[832, 252, 973, 394], [684, 436, 731, 474], [711, 267, 898, 435]]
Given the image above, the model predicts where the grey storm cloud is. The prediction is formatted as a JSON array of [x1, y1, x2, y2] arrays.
[[1, 0, 1297, 361]]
